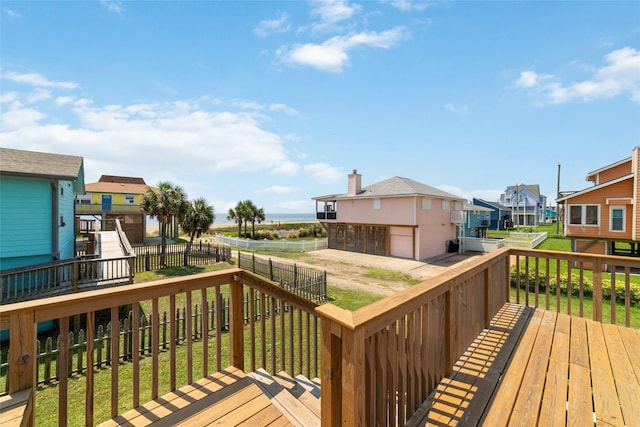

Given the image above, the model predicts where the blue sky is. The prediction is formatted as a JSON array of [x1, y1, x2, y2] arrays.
[[1, 1, 639, 216]]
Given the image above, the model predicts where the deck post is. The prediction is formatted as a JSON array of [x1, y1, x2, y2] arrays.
[[229, 277, 245, 370], [592, 258, 603, 322], [8, 309, 36, 427], [341, 325, 366, 426]]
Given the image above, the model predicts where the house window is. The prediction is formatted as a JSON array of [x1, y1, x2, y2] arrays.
[[422, 198, 431, 209], [610, 206, 625, 232], [454, 201, 462, 211], [569, 204, 599, 226], [124, 195, 135, 205], [442, 200, 450, 210], [373, 199, 381, 210]]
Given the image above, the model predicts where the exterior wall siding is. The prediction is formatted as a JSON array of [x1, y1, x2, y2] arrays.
[[597, 160, 631, 184], [0, 177, 53, 269], [58, 180, 77, 260], [338, 197, 416, 225], [564, 179, 633, 240], [634, 148, 640, 241]]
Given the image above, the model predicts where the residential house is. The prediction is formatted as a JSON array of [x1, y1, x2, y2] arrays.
[[463, 203, 493, 238], [499, 184, 547, 226], [472, 198, 513, 230], [556, 146, 639, 257], [313, 170, 465, 260], [0, 147, 85, 270], [76, 175, 154, 244]]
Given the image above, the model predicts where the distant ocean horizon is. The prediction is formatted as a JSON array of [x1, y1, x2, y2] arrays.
[[147, 212, 316, 226]]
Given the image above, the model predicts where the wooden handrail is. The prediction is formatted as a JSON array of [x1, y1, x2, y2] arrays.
[[0, 268, 321, 426]]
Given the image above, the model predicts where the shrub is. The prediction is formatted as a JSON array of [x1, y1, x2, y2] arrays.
[[510, 266, 640, 307]]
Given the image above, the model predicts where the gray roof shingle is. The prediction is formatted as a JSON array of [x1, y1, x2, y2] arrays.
[[0, 147, 84, 181]]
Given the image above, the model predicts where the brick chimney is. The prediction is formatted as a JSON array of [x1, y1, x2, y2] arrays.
[[348, 169, 362, 195]]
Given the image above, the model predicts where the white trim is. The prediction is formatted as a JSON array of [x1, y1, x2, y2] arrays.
[[606, 197, 632, 205], [568, 204, 600, 227]]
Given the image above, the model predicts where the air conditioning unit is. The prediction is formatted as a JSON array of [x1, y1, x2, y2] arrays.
[[451, 211, 465, 224]]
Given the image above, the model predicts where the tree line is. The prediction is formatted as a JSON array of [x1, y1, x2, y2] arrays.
[[140, 182, 266, 267], [226, 199, 266, 239]]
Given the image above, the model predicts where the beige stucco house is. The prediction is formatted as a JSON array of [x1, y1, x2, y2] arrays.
[[313, 170, 465, 260]]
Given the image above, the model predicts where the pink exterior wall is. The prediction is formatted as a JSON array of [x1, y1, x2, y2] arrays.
[[337, 197, 417, 225], [336, 196, 460, 259]]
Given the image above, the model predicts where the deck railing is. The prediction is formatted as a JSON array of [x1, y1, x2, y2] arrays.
[[1, 248, 638, 426], [0, 268, 320, 426], [316, 247, 511, 426]]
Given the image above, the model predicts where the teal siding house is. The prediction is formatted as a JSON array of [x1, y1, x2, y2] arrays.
[[463, 203, 493, 238], [0, 148, 85, 270]]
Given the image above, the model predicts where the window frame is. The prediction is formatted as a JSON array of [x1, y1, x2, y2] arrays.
[[568, 204, 600, 226], [609, 205, 625, 232]]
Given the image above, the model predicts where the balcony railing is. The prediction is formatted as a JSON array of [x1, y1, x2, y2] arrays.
[[1, 248, 638, 426], [316, 211, 337, 220], [75, 203, 142, 214]]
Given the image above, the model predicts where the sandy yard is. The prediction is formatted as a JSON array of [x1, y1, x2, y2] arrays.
[[246, 248, 485, 297]]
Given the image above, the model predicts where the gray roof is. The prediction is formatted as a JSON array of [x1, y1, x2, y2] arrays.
[[328, 176, 464, 201], [0, 147, 84, 182], [473, 198, 508, 211], [506, 184, 542, 198]]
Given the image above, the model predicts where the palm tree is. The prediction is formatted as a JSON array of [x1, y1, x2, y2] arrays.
[[182, 197, 215, 266], [227, 201, 248, 238], [248, 204, 266, 239], [140, 181, 188, 267]]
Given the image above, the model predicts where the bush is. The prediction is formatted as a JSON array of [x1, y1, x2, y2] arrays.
[[510, 266, 640, 307]]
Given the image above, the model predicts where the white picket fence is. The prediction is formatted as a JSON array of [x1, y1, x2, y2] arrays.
[[215, 234, 328, 252], [464, 232, 547, 252]]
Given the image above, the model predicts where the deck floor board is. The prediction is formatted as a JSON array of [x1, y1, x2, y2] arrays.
[[409, 303, 640, 427]]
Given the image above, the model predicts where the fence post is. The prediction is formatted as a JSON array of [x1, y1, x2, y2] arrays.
[[592, 258, 603, 322], [252, 253, 256, 272], [145, 250, 150, 272], [73, 262, 79, 293], [229, 276, 245, 370], [269, 259, 274, 281], [294, 264, 298, 289]]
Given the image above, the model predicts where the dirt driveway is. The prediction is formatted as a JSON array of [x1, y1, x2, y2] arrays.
[[261, 249, 485, 297]]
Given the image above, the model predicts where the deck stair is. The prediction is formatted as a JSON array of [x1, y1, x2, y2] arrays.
[[247, 369, 321, 427]]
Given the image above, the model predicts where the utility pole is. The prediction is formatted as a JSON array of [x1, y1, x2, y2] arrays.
[[556, 163, 561, 236], [516, 184, 520, 232]]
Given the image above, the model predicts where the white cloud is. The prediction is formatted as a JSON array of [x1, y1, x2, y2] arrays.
[[269, 103, 300, 115], [0, 76, 302, 182], [515, 71, 541, 88], [254, 12, 290, 37], [0, 102, 47, 129], [0, 91, 19, 104], [384, 0, 429, 12], [311, 0, 361, 25], [304, 163, 344, 183], [516, 47, 640, 104], [3, 71, 78, 89], [100, 0, 122, 13], [278, 27, 407, 72], [262, 185, 298, 194], [444, 103, 469, 114], [437, 185, 502, 203], [3, 7, 20, 19]]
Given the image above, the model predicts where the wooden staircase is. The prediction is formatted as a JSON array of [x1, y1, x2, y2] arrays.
[[248, 369, 321, 427]]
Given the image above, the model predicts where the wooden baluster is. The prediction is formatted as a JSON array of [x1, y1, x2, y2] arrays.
[[170, 294, 177, 391], [201, 289, 209, 378], [230, 277, 244, 371], [152, 298, 159, 398], [186, 291, 193, 384], [110, 307, 118, 418], [85, 311, 95, 425], [132, 302, 140, 407]]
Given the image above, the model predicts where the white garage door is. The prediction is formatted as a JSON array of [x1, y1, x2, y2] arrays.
[[389, 226, 413, 259]]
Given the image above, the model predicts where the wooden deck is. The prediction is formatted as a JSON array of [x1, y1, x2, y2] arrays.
[[411, 303, 640, 426], [98, 367, 294, 427]]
